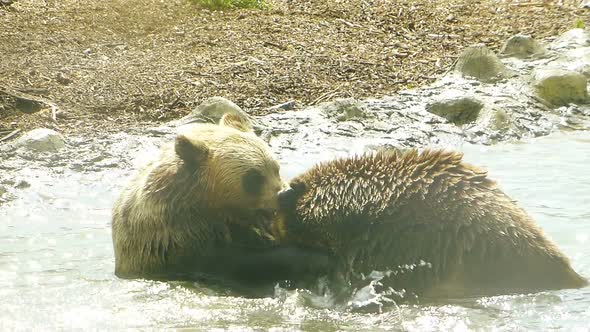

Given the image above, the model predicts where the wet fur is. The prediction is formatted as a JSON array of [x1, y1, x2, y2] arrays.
[[276, 149, 588, 298], [112, 116, 283, 280]]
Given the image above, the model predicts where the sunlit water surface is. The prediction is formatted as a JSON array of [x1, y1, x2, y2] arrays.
[[1, 131, 589, 331]]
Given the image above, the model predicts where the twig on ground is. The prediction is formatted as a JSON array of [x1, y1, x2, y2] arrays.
[[51, 105, 58, 122], [311, 85, 343, 105], [335, 18, 361, 28], [0, 85, 59, 121], [0, 129, 21, 143]]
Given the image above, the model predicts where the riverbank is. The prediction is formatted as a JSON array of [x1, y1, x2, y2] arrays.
[[1, 0, 588, 137]]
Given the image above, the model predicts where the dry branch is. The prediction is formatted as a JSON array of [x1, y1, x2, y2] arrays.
[[0, 129, 21, 143], [0, 85, 59, 116]]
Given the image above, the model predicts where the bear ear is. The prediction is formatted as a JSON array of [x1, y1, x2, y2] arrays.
[[289, 178, 307, 194], [219, 113, 253, 132], [175, 134, 209, 166]]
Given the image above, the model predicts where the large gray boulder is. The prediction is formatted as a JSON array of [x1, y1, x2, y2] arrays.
[[426, 96, 484, 125], [16, 128, 65, 152], [454, 45, 511, 83], [552, 29, 590, 49], [563, 47, 590, 76], [500, 35, 546, 59], [181, 96, 252, 128], [533, 69, 588, 107]]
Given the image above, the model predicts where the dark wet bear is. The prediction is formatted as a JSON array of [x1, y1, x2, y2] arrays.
[[273, 149, 588, 299]]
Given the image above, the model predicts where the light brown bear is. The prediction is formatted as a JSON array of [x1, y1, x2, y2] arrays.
[[274, 148, 588, 299], [112, 114, 332, 286]]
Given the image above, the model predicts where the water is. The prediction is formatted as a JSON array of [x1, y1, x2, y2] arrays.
[[1, 131, 589, 331]]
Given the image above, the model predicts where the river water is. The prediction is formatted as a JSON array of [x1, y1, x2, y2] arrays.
[[1, 130, 589, 331]]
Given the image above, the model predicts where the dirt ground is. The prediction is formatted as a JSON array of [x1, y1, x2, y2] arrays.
[[0, 0, 587, 138]]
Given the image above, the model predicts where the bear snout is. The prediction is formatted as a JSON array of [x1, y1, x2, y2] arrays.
[[278, 187, 298, 211]]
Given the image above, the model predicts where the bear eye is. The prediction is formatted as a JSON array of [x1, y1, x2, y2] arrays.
[[242, 169, 265, 195]]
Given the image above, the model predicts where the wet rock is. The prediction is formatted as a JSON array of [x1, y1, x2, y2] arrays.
[[476, 108, 511, 131], [267, 100, 296, 112], [0, 177, 30, 190], [364, 143, 402, 153], [320, 98, 368, 121], [144, 126, 176, 137], [14, 179, 30, 189], [579, 64, 590, 78], [454, 44, 511, 83], [0, 185, 9, 204], [16, 128, 66, 152], [180, 96, 251, 127], [500, 35, 546, 59], [95, 158, 120, 169], [334, 121, 364, 136], [365, 121, 396, 133], [552, 29, 590, 49], [533, 69, 588, 107], [559, 47, 590, 75], [426, 97, 484, 125]]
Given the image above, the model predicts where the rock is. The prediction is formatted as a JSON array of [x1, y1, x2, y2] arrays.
[[267, 100, 296, 112], [454, 44, 511, 83], [14, 179, 30, 189], [551, 47, 590, 78], [578, 64, 590, 78], [0, 186, 9, 204], [366, 121, 396, 133], [56, 72, 72, 85], [426, 97, 484, 125], [180, 96, 252, 127], [552, 29, 590, 49], [321, 98, 368, 121], [533, 69, 588, 107], [500, 35, 546, 59], [582, 0, 590, 8], [145, 126, 176, 136], [562, 47, 590, 69], [16, 128, 66, 152], [476, 108, 511, 131]]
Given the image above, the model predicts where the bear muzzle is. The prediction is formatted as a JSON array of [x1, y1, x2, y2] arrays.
[[278, 188, 296, 209]]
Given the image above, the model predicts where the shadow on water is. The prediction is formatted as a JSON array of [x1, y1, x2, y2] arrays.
[[1, 131, 589, 330]]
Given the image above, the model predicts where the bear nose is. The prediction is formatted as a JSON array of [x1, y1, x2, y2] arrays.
[[278, 187, 297, 210]]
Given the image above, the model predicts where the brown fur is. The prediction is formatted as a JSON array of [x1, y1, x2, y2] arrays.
[[112, 114, 283, 279], [275, 148, 588, 298]]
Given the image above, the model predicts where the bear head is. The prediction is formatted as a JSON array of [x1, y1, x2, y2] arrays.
[[174, 113, 284, 213]]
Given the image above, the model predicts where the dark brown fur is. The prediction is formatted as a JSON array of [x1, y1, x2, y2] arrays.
[[275, 148, 588, 298]]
